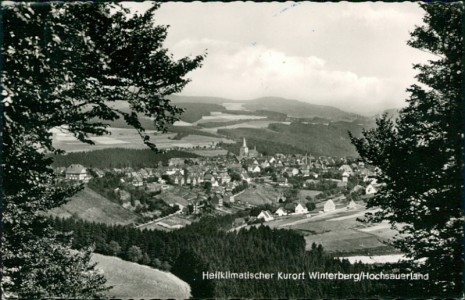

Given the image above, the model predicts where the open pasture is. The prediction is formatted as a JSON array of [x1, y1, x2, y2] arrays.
[[247, 204, 400, 255], [52, 127, 234, 152], [200, 120, 286, 133], [305, 229, 389, 252], [235, 184, 280, 206], [46, 187, 138, 225], [296, 207, 399, 254], [92, 254, 191, 299], [222, 102, 247, 110], [195, 112, 266, 124]]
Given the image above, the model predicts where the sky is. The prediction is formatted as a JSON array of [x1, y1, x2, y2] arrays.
[[125, 2, 432, 115]]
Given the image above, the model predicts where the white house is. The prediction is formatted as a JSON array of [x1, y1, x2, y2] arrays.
[[257, 210, 274, 222], [65, 164, 88, 182], [275, 207, 288, 217], [132, 174, 143, 187], [342, 171, 350, 182], [366, 184, 378, 195], [347, 200, 357, 210], [294, 203, 308, 214], [250, 165, 261, 173], [291, 168, 300, 176], [338, 164, 354, 176], [324, 199, 336, 212]]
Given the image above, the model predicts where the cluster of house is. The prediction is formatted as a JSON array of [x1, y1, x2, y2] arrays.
[[54, 138, 382, 218], [238, 151, 379, 191], [256, 198, 358, 223], [55, 164, 93, 183]]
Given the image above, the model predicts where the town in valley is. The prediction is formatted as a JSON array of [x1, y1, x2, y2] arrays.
[[52, 128, 395, 258]]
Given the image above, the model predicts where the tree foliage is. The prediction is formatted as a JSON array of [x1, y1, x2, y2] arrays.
[[2, 2, 203, 297], [350, 3, 463, 296]]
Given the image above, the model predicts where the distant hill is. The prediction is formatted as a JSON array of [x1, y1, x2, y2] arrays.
[[92, 253, 191, 299], [168, 95, 362, 121], [47, 187, 138, 225], [243, 97, 360, 121], [168, 95, 239, 104], [379, 108, 401, 120], [218, 121, 368, 157]]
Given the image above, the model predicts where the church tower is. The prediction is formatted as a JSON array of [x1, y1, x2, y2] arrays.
[[239, 137, 249, 157]]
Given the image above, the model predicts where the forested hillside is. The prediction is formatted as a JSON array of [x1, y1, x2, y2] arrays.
[[218, 122, 363, 157], [167, 95, 365, 121], [49, 215, 394, 298], [50, 149, 199, 169], [47, 187, 138, 225], [243, 97, 360, 120], [176, 103, 226, 123]]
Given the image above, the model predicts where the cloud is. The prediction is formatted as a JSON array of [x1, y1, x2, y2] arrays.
[[174, 38, 403, 114], [124, 2, 433, 114]]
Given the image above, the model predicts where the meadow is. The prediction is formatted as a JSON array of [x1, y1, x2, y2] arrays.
[[52, 127, 234, 152], [199, 120, 290, 133], [234, 184, 281, 205], [47, 187, 138, 225], [91, 253, 191, 299], [241, 202, 400, 256], [194, 111, 267, 124]]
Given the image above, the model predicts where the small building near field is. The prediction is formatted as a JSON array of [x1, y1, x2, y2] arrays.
[[275, 207, 288, 217], [347, 200, 357, 210], [257, 210, 274, 222], [324, 199, 336, 212], [294, 203, 308, 215], [65, 164, 88, 182]]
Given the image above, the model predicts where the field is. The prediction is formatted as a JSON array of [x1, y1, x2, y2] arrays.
[[194, 112, 266, 124], [235, 184, 281, 206], [298, 189, 322, 200], [240, 201, 400, 256], [91, 253, 191, 299], [47, 187, 138, 225], [157, 188, 193, 207], [294, 206, 399, 255], [200, 120, 289, 133], [52, 127, 234, 152], [138, 215, 193, 231], [222, 102, 247, 110]]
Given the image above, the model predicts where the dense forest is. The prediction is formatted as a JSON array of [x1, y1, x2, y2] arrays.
[[166, 125, 220, 137], [176, 103, 226, 123], [48, 214, 413, 298], [218, 122, 364, 157], [50, 149, 199, 169]]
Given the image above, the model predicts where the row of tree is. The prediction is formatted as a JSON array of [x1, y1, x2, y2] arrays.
[[349, 2, 464, 296], [49, 215, 395, 298], [51, 148, 199, 169]]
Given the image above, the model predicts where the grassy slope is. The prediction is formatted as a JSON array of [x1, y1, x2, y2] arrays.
[[47, 187, 138, 225], [92, 253, 191, 299], [235, 185, 280, 206]]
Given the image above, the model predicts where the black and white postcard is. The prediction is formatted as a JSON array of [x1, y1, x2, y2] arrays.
[[2, 1, 463, 298]]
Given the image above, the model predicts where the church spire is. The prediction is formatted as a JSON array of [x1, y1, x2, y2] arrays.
[[242, 137, 247, 147]]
